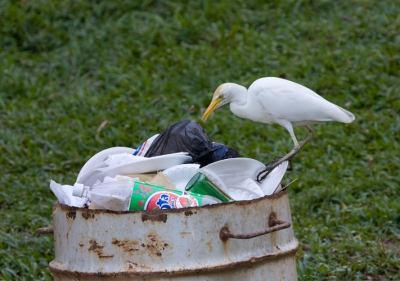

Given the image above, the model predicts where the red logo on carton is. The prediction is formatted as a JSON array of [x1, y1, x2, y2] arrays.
[[144, 192, 198, 210]]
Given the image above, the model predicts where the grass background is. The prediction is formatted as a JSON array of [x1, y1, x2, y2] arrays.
[[0, 0, 399, 280]]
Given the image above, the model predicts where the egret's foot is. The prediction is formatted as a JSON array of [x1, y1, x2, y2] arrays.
[[256, 156, 293, 182], [256, 167, 273, 183]]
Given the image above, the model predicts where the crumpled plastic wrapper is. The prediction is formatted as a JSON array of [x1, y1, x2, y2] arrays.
[[50, 175, 135, 207], [50, 180, 88, 207]]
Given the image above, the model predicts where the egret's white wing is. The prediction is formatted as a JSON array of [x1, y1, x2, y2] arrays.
[[249, 77, 352, 124]]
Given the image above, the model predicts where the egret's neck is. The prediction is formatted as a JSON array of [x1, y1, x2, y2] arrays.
[[227, 84, 247, 105], [227, 84, 248, 118]]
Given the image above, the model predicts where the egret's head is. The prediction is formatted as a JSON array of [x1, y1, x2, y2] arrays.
[[202, 83, 232, 121]]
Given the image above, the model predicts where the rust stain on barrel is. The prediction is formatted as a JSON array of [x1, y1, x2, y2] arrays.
[[66, 211, 76, 219], [88, 240, 104, 251], [88, 239, 115, 258], [141, 213, 167, 223], [125, 261, 152, 271], [99, 255, 114, 258], [111, 238, 139, 252], [82, 213, 95, 220], [206, 240, 213, 252], [145, 233, 170, 258]]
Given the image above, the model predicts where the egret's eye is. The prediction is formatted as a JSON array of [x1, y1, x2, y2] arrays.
[[219, 94, 224, 99]]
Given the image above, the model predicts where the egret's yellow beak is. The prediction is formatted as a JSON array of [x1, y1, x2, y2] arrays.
[[202, 97, 223, 121]]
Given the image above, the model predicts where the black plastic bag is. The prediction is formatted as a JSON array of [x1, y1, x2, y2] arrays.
[[198, 143, 240, 167], [144, 120, 212, 163]]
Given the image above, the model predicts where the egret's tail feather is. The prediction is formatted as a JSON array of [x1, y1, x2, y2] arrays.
[[337, 106, 355, 123]]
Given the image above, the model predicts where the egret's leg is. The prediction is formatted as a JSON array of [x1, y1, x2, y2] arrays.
[[277, 119, 300, 149], [256, 125, 314, 182], [289, 131, 300, 149]]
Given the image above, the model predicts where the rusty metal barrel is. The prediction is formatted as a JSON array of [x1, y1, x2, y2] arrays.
[[48, 189, 299, 281]]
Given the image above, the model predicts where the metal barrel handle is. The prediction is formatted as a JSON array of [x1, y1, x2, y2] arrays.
[[36, 226, 54, 234], [220, 212, 291, 241]]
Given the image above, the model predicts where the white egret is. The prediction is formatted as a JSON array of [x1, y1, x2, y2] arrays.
[[202, 77, 355, 180]]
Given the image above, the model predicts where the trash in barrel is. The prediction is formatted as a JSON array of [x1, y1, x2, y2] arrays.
[[72, 179, 222, 211]]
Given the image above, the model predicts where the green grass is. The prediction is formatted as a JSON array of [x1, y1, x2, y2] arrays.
[[1, 0, 399, 280]]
